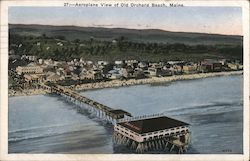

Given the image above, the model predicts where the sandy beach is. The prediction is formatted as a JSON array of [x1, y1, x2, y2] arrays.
[[73, 70, 243, 91], [8, 70, 243, 97]]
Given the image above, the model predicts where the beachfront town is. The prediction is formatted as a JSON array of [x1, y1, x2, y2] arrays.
[[8, 54, 243, 95]]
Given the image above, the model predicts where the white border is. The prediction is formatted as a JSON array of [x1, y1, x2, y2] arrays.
[[0, 1, 249, 161]]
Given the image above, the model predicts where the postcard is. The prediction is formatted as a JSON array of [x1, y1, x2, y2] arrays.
[[0, 0, 249, 161]]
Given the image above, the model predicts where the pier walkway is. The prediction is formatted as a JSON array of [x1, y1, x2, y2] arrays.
[[39, 83, 132, 124]]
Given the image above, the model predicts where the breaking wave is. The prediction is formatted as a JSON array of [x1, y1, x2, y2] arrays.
[[9, 123, 80, 134], [163, 100, 242, 116], [8, 127, 96, 143]]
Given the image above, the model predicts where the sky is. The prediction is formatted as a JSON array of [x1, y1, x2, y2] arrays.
[[9, 7, 242, 35]]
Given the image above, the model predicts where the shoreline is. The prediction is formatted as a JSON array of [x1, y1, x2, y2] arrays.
[[9, 70, 243, 97]]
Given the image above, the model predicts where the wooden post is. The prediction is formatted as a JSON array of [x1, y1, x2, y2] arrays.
[[164, 141, 169, 151], [170, 144, 175, 152]]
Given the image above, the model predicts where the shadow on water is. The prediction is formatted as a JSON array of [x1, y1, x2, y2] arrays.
[[47, 93, 114, 133]]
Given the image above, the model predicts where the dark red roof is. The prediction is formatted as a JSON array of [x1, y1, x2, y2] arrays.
[[118, 116, 189, 134]]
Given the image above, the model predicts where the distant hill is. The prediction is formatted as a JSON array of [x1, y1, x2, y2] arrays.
[[9, 24, 243, 45]]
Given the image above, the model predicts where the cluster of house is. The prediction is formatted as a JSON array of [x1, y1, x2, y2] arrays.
[[14, 56, 243, 84]]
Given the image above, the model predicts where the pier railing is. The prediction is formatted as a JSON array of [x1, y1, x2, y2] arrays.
[[117, 113, 165, 123]]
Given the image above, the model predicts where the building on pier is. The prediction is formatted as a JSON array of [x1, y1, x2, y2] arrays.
[[113, 115, 191, 153], [109, 109, 132, 120], [101, 109, 132, 124], [115, 116, 189, 142]]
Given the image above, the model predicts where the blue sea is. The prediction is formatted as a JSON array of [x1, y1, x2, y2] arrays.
[[8, 75, 243, 154]]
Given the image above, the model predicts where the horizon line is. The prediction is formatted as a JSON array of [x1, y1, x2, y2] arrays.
[[9, 23, 243, 37]]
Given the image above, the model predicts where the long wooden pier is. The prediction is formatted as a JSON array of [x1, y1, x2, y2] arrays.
[[40, 83, 132, 124], [39, 83, 191, 154]]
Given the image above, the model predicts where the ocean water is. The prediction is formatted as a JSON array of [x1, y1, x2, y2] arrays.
[[8, 75, 243, 154]]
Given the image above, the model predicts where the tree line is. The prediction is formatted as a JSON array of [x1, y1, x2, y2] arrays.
[[9, 34, 243, 62]]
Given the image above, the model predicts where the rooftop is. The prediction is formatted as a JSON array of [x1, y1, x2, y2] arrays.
[[118, 116, 189, 134], [109, 109, 132, 116]]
